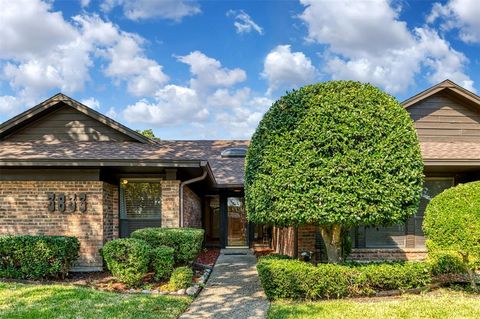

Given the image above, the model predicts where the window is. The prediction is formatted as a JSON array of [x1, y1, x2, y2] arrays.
[[355, 177, 454, 249], [413, 177, 454, 248], [120, 179, 161, 237], [365, 224, 406, 248]]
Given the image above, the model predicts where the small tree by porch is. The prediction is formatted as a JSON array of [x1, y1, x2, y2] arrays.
[[245, 81, 424, 263]]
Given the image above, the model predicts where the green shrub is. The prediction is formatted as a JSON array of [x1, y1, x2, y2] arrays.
[[102, 238, 150, 286], [261, 254, 292, 260], [423, 181, 480, 289], [131, 227, 204, 264], [354, 262, 431, 292], [0, 235, 79, 279], [428, 252, 467, 276], [245, 80, 423, 263], [257, 258, 431, 300], [168, 266, 193, 290], [152, 246, 175, 281]]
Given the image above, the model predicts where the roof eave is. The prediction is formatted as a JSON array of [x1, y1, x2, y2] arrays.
[[0, 93, 154, 144]]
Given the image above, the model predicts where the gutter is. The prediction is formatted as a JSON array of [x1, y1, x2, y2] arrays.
[[179, 163, 208, 227]]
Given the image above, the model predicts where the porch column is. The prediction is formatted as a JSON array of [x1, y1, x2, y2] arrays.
[[161, 180, 180, 227]]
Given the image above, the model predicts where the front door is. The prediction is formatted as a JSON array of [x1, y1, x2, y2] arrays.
[[227, 197, 247, 246]]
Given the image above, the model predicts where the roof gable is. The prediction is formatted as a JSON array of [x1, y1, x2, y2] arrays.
[[402, 79, 480, 109], [0, 93, 153, 143]]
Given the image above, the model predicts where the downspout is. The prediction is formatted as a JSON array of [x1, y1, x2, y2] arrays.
[[179, 165, 208, 227]]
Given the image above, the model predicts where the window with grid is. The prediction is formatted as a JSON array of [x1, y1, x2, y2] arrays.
[[119, 180, 161, 237]]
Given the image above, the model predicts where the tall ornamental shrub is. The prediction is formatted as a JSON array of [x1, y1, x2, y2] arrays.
[[102, 238, 151, 286], [423, 181, 480, 289], [131, 228, 204, 264], [245, 81, 423, 263]]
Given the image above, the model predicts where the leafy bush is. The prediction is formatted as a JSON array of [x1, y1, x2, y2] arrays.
[[354, 262, 431, 292], [261, 254, 292, 260], [245, 81, 423, 262], [428, 252, 467, 276], [102, 238, 150, 286], [257, 258, 431, 300], [0, 235, 79, 279], [131, 227, 204, 264], [423, 181, 480, 289], [168, 267, 193, 290], [151, 246, 175, 281]]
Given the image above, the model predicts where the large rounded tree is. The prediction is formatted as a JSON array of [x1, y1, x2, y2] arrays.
[[245, 81, 424, 263]]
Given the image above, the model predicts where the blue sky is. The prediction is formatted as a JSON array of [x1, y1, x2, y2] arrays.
[[1, 0, 479, 139]]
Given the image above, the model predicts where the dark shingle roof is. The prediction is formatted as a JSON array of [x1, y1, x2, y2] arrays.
[[0, 140, 249, 185]]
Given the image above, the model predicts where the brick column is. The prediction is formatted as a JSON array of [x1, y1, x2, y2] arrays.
[[161, 180, 180, 227]]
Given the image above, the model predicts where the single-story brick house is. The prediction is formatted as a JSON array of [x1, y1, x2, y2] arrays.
[[0, 79, 479, 269]]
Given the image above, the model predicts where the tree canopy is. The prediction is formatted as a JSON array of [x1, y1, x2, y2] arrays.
[[244, 81, 424, 262], [423, 181, 480, 289], [136, 129, 160, 141]]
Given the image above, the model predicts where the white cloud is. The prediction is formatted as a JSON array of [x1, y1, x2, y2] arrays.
[[81, 97, 100, 109], [80, 0, 90, 8], [106, 107, 118, 119], [123, 85, 208, 126], [0, 1, 168, 114], [226, 10, 264, 35], [177, 51, 246, 93], [100, 0, 201, 21], [299, 0, 474, 93], [122, 52, 270, 138], [428, 0, 480, 43], [262, 45, 318, 94]]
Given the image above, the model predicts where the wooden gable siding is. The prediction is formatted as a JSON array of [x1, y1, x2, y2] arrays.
[[5, 105, 136, 142], [408, 91, 480, 142]]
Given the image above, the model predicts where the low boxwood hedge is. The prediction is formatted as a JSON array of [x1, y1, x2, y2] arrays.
[[168, 266, 194, 291], [131, 228, 204, 264], [0, 235, 80, 279], [257, 258, 431, 300], [151, 246, 175, 281], [102, 238, 151, 286]]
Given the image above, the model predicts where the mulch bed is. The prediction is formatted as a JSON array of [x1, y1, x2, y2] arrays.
[[195, 248, 220, 268], [1, 269, 206, 294], [2, 248, 222, 294]]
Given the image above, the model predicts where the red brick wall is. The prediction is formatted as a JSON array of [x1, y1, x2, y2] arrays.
[[183, 186, 201, 228], [102, 183, 119, 243], [0, 181, 118, 270], [161, 180, 180, 227], [298, 224, 318, 256]]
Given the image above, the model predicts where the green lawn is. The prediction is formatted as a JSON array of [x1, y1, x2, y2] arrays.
[[0, 282, 190, 319], [268, 289, 480, 319]]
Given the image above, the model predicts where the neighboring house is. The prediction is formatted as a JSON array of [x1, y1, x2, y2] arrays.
[[0, 79, 478, 269]]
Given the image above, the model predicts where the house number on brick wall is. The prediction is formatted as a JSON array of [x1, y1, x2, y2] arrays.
[[47, 193, 87, 213]]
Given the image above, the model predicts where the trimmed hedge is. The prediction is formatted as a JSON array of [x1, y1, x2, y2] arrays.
[[131, 228, 204, 264], [423, 181, 480, 289], [257, 258, 431, 300], [427, 252, 467, 276], [169, 266, 193, 290], [0, 235, 79, 279], [152, 246, 175, 281], [102, 238, 150, 286]]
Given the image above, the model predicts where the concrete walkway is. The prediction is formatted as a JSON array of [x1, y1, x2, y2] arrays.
[[179, 249, 269, 319]]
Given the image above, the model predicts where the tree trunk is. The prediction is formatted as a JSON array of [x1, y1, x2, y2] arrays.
[[319, 224, 343, 263], [461, 253, 477, 291]]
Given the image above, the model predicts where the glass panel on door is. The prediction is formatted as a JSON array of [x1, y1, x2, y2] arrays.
[[227, 197, 247, 246]]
